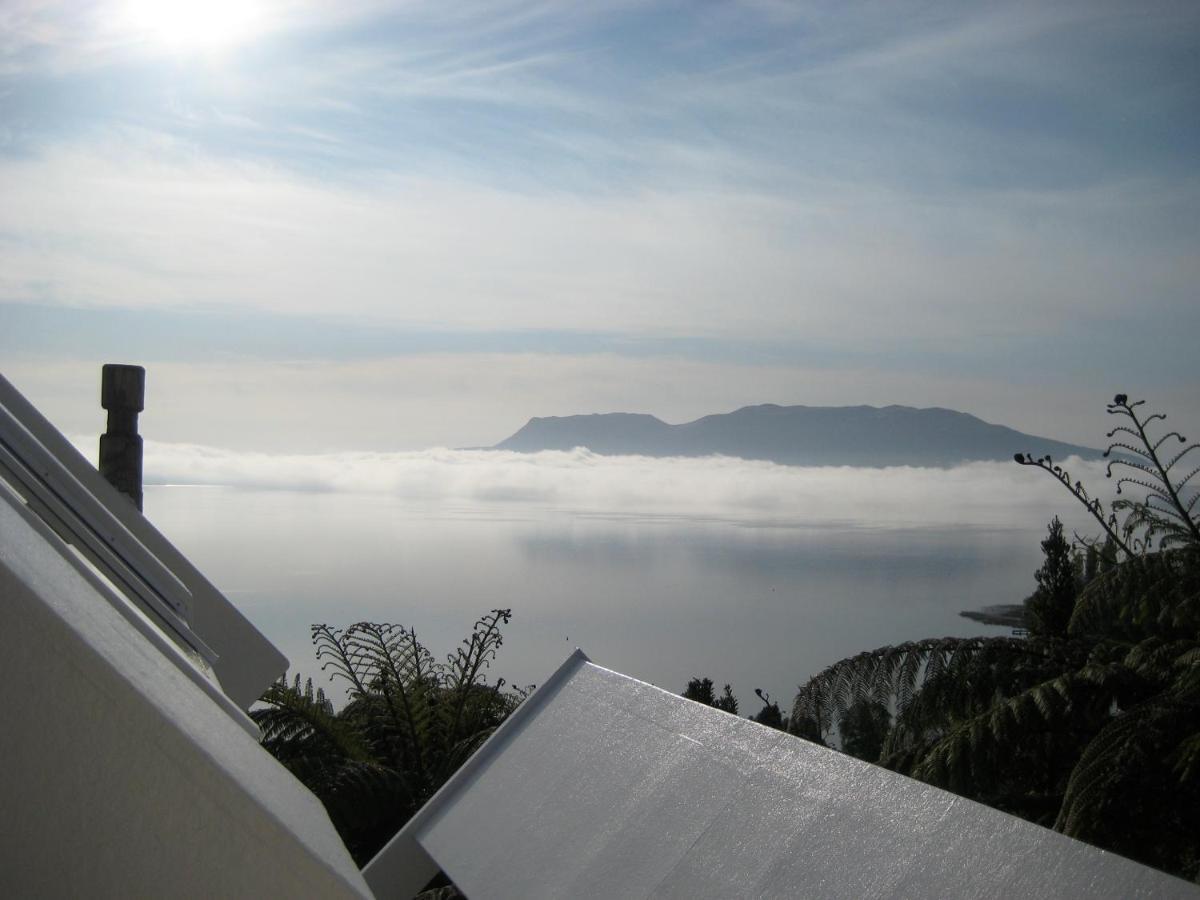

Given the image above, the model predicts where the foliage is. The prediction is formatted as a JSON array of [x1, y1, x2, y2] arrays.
[[1014, 394, 1200, 557], [839, 699, 892, 762], [254, 609, 524, 867], [750, 688, 788, 732], [681, 681, 791, 732], [1025, 517, 1078, 638], [414, 887, 464, 900], [793, 396, 1200, 880], [683, 677, 739, 714]]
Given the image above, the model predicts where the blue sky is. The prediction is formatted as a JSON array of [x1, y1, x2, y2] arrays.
[[2, 0, 1197, 450]]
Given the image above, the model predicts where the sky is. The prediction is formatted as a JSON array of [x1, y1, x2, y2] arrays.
[[3, 0, 1198, 452]]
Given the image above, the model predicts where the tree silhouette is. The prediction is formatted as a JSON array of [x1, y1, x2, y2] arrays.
[[750, 688, 788, 731], [1026, 517, 1077, 638], [683, 677, 739, 714], [682, 681, 793, 732], [792, 396, 1200, 880]]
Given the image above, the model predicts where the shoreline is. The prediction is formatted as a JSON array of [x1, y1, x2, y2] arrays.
[[960, 603, 1027, 628]]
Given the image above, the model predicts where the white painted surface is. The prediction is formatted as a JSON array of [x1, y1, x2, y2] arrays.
[[0, 373, 286, 708], [368, 651, 1200, 900], [0, 493, 372, 898]]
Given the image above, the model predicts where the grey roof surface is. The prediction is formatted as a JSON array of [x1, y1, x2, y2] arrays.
[[366, 650, 1199, 900]]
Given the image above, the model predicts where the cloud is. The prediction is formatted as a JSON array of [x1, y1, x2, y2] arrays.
[[2, 140, 1196, 350], [4, 2, 1197, 455], [122, 439, 1114, 531], [5, 3, 1198, 345]]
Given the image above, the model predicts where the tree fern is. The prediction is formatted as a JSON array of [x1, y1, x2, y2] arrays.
[[253, 609, 524, 866], [792, 395, 1200, 879], [883, 638, 1086, 757], [906, 663, 1139, 794], [790, 636, 1060, 743], [1055, 683, 1200, 880], [1015, 395, 1200, 557], [257, 674, 371, 767], [1068, 547, 1200, 640]]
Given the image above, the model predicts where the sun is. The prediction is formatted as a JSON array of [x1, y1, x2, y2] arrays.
[[118, 0, 264, 53]]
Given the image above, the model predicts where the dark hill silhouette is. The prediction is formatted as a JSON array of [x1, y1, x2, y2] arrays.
[[492, 404, 1100, 467]]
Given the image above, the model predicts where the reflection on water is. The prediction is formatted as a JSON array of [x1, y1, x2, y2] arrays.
[[147, 486, 1038, 706]]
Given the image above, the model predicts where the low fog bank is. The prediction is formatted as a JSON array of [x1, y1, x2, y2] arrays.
[[73, 437, 1117, 530]]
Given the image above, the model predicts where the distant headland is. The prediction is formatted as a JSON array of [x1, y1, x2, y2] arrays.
[[491, 403, 1100, 468]]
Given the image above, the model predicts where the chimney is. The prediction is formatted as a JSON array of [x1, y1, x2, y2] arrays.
[[99, 364, 145, 511]]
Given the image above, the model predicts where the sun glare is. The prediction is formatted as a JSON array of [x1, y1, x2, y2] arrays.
[[119, 0, 264, 53]]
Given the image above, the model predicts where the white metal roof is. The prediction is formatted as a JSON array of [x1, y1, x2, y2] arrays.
[[0, 373, 367, 895], [0, 457, 370, 897], [366, 650, 1199, 900], [0, 373, 285, 710]]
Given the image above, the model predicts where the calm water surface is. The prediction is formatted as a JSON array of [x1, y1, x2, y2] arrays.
[[147, 486, 1025, 705]]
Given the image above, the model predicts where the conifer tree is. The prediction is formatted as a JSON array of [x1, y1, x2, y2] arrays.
[[1026, 517, 1076, 638]]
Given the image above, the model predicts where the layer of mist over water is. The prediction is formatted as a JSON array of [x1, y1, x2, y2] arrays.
[[138, 446, 1112, 706]]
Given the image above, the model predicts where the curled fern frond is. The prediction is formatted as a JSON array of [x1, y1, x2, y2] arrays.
[[1015, 453, 1132, 556], [1018, 396, 1200, 558]]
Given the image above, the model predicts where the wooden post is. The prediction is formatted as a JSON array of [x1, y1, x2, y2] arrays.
[[99, 364, 145, 511]]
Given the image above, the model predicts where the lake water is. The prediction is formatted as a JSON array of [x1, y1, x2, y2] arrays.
[[143, 476, 1070, 709]]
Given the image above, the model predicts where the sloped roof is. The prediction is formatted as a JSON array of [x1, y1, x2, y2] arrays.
[[366, 650, 1198, 900], [0, 373, 369, 896], [0, 373, 284, 708]]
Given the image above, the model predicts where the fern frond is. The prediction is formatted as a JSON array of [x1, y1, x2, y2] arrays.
[[1104, 442, 1153, 463], [1160, 440, 1197, 471], [792, 636, 1056, 742], [907, 665, 1126, 795], [1171, 733, 1200, 783], [1069, 550, 1200, 640], [1178, 466, 1200, 493], [253, 674, 372, 764], [258, 611, 521, 867], [1055, 691, 1200, 876], [1015, 453, 1132, 556]]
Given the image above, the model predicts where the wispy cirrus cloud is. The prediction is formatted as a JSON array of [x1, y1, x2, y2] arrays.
[[2, 141, 1195, 344], [3, 1, 1197, 448]]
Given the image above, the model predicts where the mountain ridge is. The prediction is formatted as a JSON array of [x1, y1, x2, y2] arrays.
[[492, 403, 1100, 468]]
